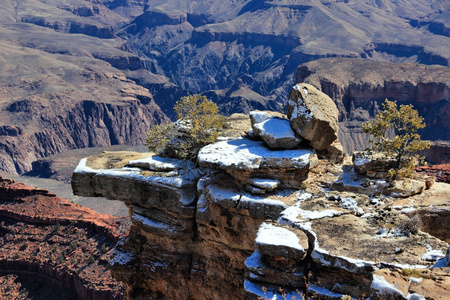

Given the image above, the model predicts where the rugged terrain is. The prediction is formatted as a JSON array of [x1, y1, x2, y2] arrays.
[[1, 0, 449, 176], [0, 174, 129, 299], [71, 108, 450, 300]]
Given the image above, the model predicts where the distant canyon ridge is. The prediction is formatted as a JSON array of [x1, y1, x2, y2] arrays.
[[0, 0, 449, 174]]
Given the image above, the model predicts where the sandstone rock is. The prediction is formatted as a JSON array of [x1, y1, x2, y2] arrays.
[[353, 152, 397, 179], [255, 222, 308, 260], [70, 148, 450, 300], [245, 251, 306, 288], [197, 137, 317, 190], [383, 179, 425, 198], [287, 83, 339, 151], [250, 111, 301, 149]]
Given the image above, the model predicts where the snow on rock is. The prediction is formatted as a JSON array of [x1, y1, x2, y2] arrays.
[[132, 212, 175, 235], [244, 280, 304, 300], [370, 274, 407, 299], [204, 183, 289, 220], [239, 194, 289, 220], [311, 247, 376, 273], [421, 244, 445, 261], [255, 222, 307, 259], [109, 248, 136, 266], [250, 178, 279, 190], [308, 284, 344, 299], [128, 155, 191, 171], [250, 111, 301, 149], [197, 137, 315, 170], [407, 293, 426, 300]]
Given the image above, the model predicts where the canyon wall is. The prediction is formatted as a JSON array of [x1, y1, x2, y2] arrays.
[[295, 58, 450, 157]]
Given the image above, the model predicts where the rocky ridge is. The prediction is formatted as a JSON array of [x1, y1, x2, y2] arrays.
[[72, 108, 450, 299], [0, 174, 128, 299]]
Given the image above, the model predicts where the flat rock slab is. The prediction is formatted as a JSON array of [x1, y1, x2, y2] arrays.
[[250, 111, 301, 150], [72, 154, 198, 217], [198, 137, 316, 170], [256, 222, 308, 260]]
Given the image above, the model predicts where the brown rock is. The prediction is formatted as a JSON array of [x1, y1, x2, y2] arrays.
[[287, 83, 339, 151], [353, 151, 397, 179]]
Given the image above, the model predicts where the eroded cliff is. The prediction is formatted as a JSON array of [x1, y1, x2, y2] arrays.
[[0, 175, 129, 299], [72, 112, 450, 300]]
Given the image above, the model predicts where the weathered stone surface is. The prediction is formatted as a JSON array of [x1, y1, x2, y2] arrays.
[[353, 151, 398, 179], [250, 111, 301, 149], [70, 146, 450, 300], [384, 179, 426, 198], [71, 152, 198, 217], [255, 222, 308, 260], [287, 83, 339, 151], [197, 137, 317, 190]]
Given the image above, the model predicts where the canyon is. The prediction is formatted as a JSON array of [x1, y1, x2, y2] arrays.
[[1, 0, 449, 176]]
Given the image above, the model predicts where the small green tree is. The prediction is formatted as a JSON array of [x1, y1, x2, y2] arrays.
[[146, 94, 224, 160], [362, 99, 431, 179]]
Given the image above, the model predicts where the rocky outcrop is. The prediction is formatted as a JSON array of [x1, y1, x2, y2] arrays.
[[250, 111, 301, 150], [353, 152, 398, 179], [287, 83, 340, 151], [0, 175, 127, 299], [72, 135, 450, 300]]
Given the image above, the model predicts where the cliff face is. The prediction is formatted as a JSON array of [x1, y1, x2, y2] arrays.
[[0, 175, 129, 299], [295, 58, 450, 157], [0, 98, 166, 175], [72, 142, 450, 299]]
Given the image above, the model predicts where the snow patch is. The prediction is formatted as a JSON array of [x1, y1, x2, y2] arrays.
[[422, 244, 445, 261], [250, 111, 271, 123], [308, 284, 343, 298], [256, 223, 304, 251], [407, 293, 426, 300], [371, 274, 406, 299], [109, 249, 135, 266], [132, 213, 174, 233], [250, 178, 279, 190], [198, 138, 314, 170]]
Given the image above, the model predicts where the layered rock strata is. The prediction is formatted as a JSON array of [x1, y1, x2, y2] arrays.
[[72, 147, 450, 299], [0, 175, 127, 299]]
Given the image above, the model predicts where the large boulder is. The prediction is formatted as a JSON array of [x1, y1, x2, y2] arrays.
[[287, 83, 339, 151], [250, 111, 301, 150]]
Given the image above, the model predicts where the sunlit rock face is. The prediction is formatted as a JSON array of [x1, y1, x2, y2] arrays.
[[72, 123, 450, 300]]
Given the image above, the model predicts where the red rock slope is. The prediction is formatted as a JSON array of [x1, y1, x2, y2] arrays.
[[0, 174, 129, 300]]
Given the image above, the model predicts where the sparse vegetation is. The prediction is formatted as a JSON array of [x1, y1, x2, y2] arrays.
[[396, 215, 422, 235], [362, 99, 431, 179], [145, 94, 224, 160]]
